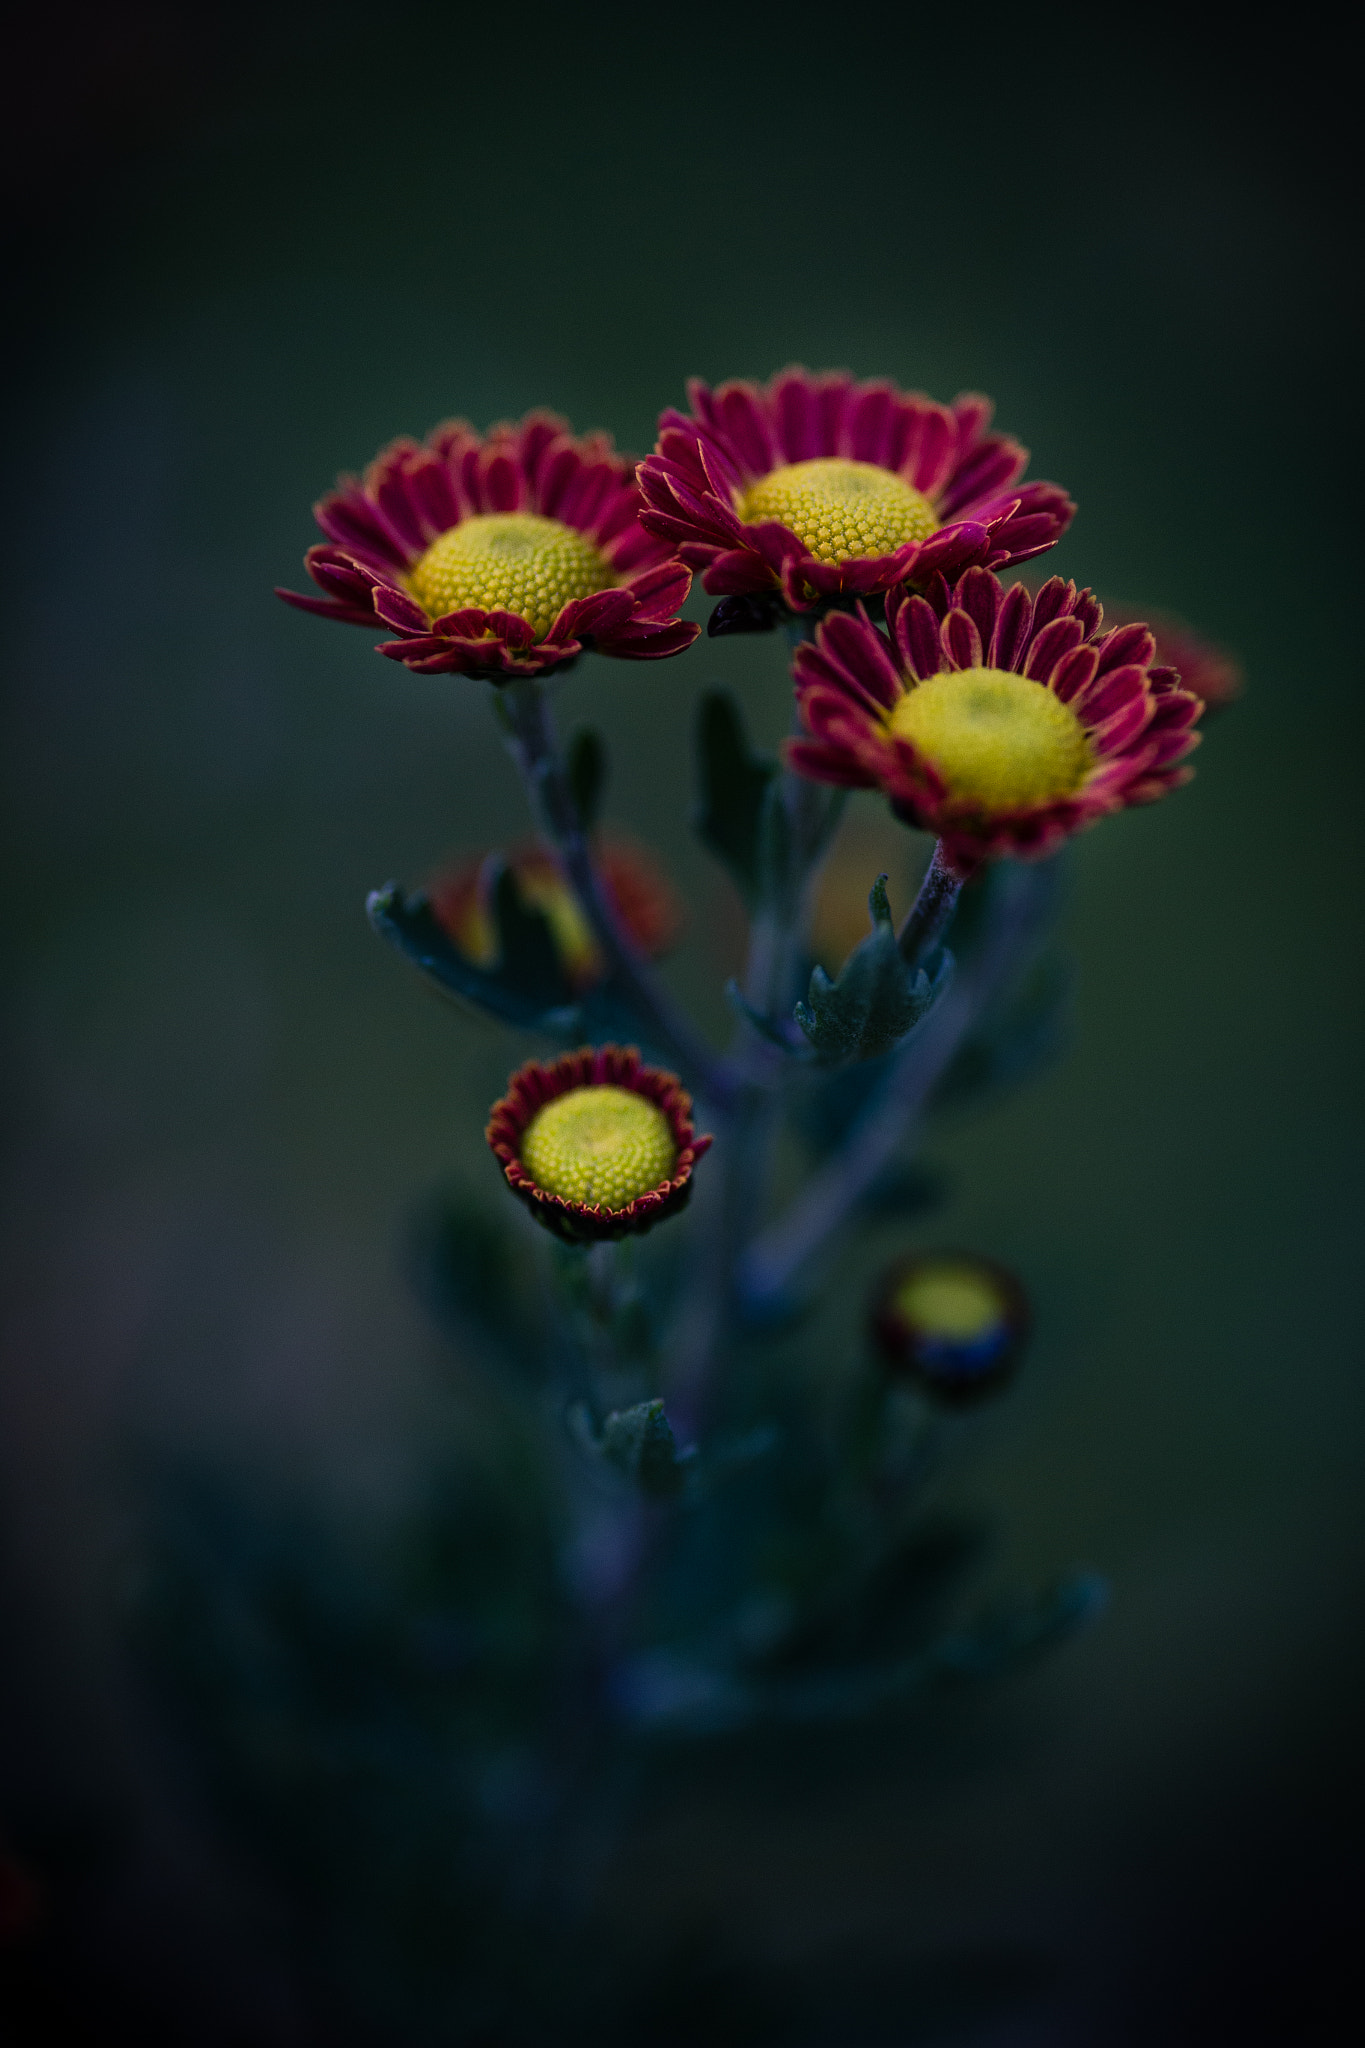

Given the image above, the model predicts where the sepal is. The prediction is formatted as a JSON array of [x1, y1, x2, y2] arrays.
[[706, 593, 782, 637], [794, 876, 952, 1061]]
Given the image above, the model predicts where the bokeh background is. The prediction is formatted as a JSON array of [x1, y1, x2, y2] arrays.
[[2, 5, 1361, 2040]]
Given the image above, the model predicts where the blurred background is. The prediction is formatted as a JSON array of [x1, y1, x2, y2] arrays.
[[1, 4, 1361, 2040]]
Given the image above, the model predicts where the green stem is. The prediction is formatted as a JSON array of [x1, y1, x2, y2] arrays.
[[897, 839, 971, 968], [498, 678, 737, 1108]]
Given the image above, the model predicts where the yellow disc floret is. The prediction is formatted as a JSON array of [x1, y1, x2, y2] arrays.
[[520, 1085, 677, 1210], [892, 1260, 1004, 1341], [737, 458, 938, 564], [887, 667, 1092, 813], [406, 514, 614, 637]]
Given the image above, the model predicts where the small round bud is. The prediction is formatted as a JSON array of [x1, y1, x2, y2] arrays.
[[871, 1250, 1030, 1402], [486, 1045, 712, 1243]]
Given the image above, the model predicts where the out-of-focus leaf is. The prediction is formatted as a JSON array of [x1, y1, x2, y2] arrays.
[[794, 876, 952, 1061], [408, 1188, 541, 1374], [600, 1399, 689, 1498], [722, 979, 809, 1052], [932, 951, 1074, 1110], [693, 690, 776, 907], [367, 870, 580, 1032], [859, 1160, 950, 1217], [566, 724, 608, 835]]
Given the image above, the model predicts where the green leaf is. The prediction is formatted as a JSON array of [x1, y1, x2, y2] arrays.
[[794, 875, 952, 1061], [693, 690, 777, 906], [932, 951, 1074, 1110], [408, 1188, 540, 1376], [600, 1399, 689, 1498], [722, 978, 808, 1052], [566, 724, 608, 835], [367, 871, 580, 1032]]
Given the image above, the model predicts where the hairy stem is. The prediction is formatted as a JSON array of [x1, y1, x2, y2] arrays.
[[498, 677, 736, 1108], [898, 839, 971, 967], [736, 860, 1056, 1311]]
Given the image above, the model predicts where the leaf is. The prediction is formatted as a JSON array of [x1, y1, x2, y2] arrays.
[[600, 1399, 689, 1498], [756, 774, 792, 908], [859, 1159, 949, 1217], [693, 690, 776, 907], [407, 1188, 540, 1375], [722, 979, 808, 1052], [486, 861, 571, 1009], [367, 872, 581, 1032], [794, 875, 953, 1061], [932, 951, 1074, 1110], [566, 724, 608, 834]]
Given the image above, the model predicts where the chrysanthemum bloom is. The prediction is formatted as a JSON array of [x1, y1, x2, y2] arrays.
[[487, 1046, 713, 1242], [1106, 603, 1244, 712], [636, 368, 1074, 615], [277, 412, 700, 680], [788, 568, 1203, 870], [429, 837, 681, 990], [872, 1251, 1029, 1402]]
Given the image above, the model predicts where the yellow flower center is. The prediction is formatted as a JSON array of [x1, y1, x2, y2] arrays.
[[887, 667, 1092, 812], [445, 861, 601, 984], [736, 458, 938, 564], [405, 514, 614, 637], [892, 1260, 1004, 1341], [519, 1085, 677, 1210]]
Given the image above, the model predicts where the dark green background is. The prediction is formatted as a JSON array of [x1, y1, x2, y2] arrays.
[[2, 5, 1361, 2040]]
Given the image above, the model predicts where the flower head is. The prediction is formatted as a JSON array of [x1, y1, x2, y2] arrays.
[[486, 1046, 712, 1242], [788, 568, 1203, 868], [637, 368, 1074, 615], [277, 411, 700, 680], [429, 836, 681, 990], [1106, 603, 1244, 713], [871, 1251, 1029, 1401]]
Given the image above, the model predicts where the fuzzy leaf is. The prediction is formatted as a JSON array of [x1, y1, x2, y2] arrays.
[[722, 978, 808, 1052], [601, 1399, 688, 1498], [693, 690, 777, 906], [566, 724, 608, 835], [367, 870, 580, 1031], [933, 951, 1074, 1110], [794, 875, 952, 1061], [408, 1189, 541, 1376]]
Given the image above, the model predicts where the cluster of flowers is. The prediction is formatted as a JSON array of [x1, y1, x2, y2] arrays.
[[281, 368, 1224, 1373]]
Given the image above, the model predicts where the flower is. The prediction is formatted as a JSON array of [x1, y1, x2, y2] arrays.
[[1106, 603, 1244, 713], [277, 411, 700, 680], [787, 567, 1203, 869], [637, 367, 1074, 615], [429, 836, 682, 989], [871, 1250, 1029, 1401], [486, 1046, 713, 1242]]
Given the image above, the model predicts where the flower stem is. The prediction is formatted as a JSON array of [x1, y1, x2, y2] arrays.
[[898, 839, 971, 967], [736, 860, 1056, 1313], [498, 678, 736, 1108]]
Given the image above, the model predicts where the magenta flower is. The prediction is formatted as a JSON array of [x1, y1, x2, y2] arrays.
[[1106, 603, 1244, 713], [486, 1045, 712, 1243], [277, 411, 700, 681], [788, 568, 1203, 870], [636, 368, 1074, 615]]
